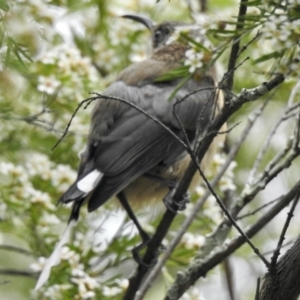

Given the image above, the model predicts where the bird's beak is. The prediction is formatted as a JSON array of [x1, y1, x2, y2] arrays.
[[122, 14, 155, 30]]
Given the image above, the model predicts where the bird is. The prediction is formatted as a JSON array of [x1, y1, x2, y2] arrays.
[[35, 14, 225, 290]]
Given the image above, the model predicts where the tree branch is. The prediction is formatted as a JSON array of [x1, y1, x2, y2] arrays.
[[165, 181, 300, 299]]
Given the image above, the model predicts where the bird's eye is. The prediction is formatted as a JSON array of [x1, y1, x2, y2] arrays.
[[154, 29, 162, 41], [154, 27, 171, 46]]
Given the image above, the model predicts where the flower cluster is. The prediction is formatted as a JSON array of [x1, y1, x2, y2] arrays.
[[0, 154, 76, 233], [181, 232, 205, 250], [258, 2, 300, 77], [261, 14, 300, 50], [35, 45, 99, 101]]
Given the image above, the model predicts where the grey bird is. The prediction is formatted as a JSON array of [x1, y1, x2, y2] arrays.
[[35, 15, 225, 289]]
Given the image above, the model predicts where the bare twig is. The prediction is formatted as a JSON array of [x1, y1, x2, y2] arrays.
[[224, 0, 248, 91], [237, 31, 262, 58], [255, 277, 261, 300], [196, 166, 270, 267], [237, 197, 281, 220], [0, 269, 37, 278], [270, 176, 300, 271], [262, 239, 297, 256], [51, 97, 94, 150], [0, 245, 35, 256], [247, 100, 300, 186]]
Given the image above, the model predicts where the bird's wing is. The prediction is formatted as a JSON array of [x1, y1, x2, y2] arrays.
[[87, 79, 217, 211]]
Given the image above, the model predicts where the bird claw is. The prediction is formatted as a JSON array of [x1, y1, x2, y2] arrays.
[[132, 235, 166, 267], [163, 188, 190, 212]]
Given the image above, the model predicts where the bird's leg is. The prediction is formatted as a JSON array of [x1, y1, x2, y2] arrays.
[[144, 173, 190, 212], [117, 191, 155, 266], [163, 185, 190, 213]]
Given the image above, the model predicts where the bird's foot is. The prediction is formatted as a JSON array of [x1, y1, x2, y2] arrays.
[[163, 187, 190, 213]]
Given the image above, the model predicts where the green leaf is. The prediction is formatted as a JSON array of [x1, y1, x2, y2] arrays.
[[154, 66, 190, 82], [254, 51, 282, 63], [180, 32, 210, 52], [0, 0, 9, 12]]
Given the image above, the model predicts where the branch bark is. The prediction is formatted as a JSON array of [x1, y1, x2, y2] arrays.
[[259, 236, 300, 300]]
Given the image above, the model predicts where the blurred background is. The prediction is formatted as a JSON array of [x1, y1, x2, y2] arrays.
[[0, 0, 300, 299]]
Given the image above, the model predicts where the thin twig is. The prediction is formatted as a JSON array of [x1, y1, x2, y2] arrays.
[[51, 97, 94, 150], [237, 31, 261, 58], [262, 239, 296, 256], [255, 277, 261, 300], [0, 245, 35, 256], [224, 0, 248, 91], [197, 166, 270, 267], [236, 197, 281, 220], [270, 173, 300, 271], [0, 269, 37, 278], [247, 100, 300, 186]]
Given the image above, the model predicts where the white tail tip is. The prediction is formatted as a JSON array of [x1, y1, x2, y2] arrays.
[[77, 169, 102, 193]]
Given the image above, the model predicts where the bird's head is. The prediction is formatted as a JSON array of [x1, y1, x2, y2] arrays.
[[122, 14, 206, 50]]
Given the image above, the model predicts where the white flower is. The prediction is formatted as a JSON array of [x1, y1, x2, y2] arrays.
[[43, 284, 72, 299], [37, 75, 60, 95], [195, 186, 205, 197], [72, 272, 100, 299], [60, 246, 79, 262], [184, 49, 204, 73], [40, 212, 61, 226], [30, 256, 47, 272], [30, 189, 55, 210], [115, 278, 129, 290], [0, 161, 14, 174], [219, 176, 236, 192], [181, 232, 205, 249], [102, 286, 122, 297], [26, 153, 52, 180], [51, 164, 76, 192]]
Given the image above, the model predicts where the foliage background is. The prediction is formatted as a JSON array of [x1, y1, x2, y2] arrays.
[[0, 0, 300, 299]]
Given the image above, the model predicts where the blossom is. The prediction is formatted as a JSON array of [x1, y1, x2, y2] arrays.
[[30, 256, 47, 272], [181, 232, 205, 250], [72, 271, 100, 299], [30, 188, 55, 210], [184, 49, 204, 73], [37, 75, 60, 95], [26, 153, 52, 180], [51, 164, 77, 192], [102, 286, 122, 297]]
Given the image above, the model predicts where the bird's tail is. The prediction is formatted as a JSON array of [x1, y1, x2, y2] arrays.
[[34, 200, 83, 290]]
